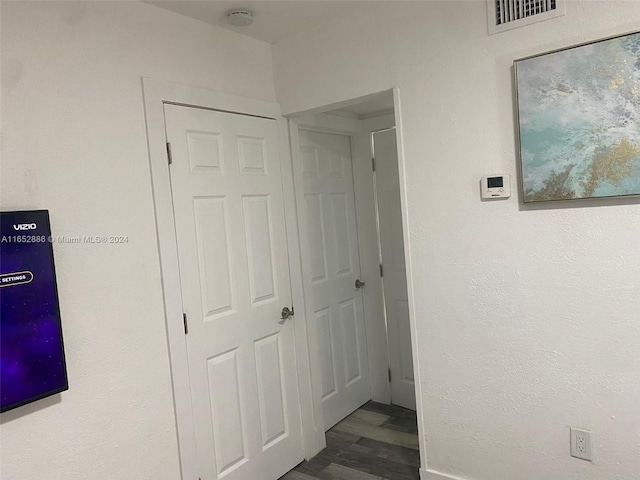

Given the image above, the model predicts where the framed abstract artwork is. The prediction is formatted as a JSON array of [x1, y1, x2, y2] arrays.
[[514, 31, 640, 203]]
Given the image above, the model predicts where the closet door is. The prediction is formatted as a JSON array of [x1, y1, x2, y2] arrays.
[[299, 129, 371, 430], [165, 104, 304, 479]]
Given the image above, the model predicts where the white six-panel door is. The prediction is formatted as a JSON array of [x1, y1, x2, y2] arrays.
[[298, 129, 371, 430], [373, 128, 415, 411], [164, 104, 304, 480]]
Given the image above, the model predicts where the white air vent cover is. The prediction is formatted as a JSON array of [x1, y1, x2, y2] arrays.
[[487, 0, 565, 34]]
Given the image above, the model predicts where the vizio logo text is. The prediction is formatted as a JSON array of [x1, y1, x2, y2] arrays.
[[13, 223, 37, 231]]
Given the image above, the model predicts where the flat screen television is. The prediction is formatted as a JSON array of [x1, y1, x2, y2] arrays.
[[1, 210, 68, 413]]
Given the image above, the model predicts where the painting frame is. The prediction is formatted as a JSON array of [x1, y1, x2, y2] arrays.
[[513, 30, 640, 204]]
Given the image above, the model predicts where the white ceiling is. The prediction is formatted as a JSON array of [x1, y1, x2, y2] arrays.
[[328, 91, 395, 119], [145, 1, 382, 44]]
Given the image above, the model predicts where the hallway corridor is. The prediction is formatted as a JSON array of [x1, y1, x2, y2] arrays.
[[281, 402, 419, 480]]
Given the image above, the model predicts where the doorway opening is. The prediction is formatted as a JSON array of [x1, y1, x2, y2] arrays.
[[288, 90, 418, 440], [144, 79, 421, 479]]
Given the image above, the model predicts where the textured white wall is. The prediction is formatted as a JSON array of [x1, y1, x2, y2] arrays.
[[274, 2, 640, 480], [0, 2, 275, 479]]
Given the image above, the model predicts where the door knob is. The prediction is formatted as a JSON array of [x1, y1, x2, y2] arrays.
[[355, 279, 365, 289], [280, 306, 294, 320]]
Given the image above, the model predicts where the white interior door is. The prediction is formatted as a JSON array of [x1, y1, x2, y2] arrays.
[[165, 104, 304, 480], [373, 128, 415, 411], [298, 129, 371, 430]]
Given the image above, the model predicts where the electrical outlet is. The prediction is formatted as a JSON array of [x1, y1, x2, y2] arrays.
[[570, 427, 593, 461]]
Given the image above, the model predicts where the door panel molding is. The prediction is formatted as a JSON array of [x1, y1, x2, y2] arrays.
[[142, 78, 323, 479], [373, 127, 415, 410], [295, 128, 372, 430], [350, 116, 394, 405]]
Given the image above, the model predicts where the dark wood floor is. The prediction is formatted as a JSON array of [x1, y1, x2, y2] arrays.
[[281, 401, 420, 480]]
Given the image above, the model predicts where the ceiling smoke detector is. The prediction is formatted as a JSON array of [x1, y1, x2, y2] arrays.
[[226, 8, 254, 27]]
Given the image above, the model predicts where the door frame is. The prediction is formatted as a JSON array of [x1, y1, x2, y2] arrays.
[[141, 78, 324, 480], [287, 87, 427, 468]]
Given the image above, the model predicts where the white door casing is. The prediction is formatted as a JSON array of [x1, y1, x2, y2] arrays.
[[373, 128, 415, 411], [298, 129, 371, 430], [164, 104, 304, 480], [142, 80, 425, 479]]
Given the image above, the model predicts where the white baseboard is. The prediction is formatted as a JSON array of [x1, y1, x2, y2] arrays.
[[420, 468, 467, 480]]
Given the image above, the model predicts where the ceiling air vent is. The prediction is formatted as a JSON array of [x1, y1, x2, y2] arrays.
[[487, 0, 565, 34]]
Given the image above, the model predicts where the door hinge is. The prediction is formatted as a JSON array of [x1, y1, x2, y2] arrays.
[[166, 142, 173, 165], [183, 313, 188, 334], [372, 157, 376, 171], [380, 264, 384, 277], [388, 368, 392, 382]]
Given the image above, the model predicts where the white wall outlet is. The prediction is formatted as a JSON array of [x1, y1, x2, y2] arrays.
[[570, 427, 593, 461]]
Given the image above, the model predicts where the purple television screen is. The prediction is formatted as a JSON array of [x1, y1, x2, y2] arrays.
[[1, 210, 68, 413]]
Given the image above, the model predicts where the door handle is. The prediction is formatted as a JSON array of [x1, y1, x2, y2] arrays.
[[355, 279, 365, 289], [280, 306, 294, 320]]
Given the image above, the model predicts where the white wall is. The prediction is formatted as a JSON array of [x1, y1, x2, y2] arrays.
[[0, 2, 275, 479], [273, 2, 640, 480]]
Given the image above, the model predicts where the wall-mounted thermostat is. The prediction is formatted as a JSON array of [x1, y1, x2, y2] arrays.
[[481, 174, 511, 199]]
